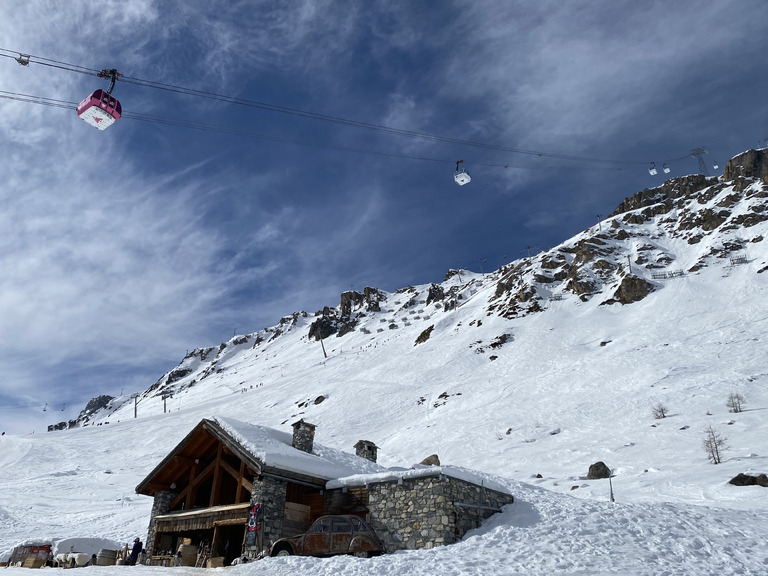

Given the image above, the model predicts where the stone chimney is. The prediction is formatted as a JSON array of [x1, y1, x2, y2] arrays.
[[354, 440, 379, 463], [291, 419, 316, 453]]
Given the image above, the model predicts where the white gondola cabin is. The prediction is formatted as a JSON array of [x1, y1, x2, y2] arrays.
[[648, 162, 658, 176], [662, 163, 670, 174], [77, 89, 122, 130], [454, 160, 471, 186]]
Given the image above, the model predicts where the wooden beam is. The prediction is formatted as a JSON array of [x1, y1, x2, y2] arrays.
[[219, 459, 240, 482], [184, 457, 216, 510], [241, 476, 253, 494], [211, 525, 220, 558], [209, 443, 223, 507], [235, 461, 245, 504], [170, 487, 190, 511], [184, 460, 198, 510]]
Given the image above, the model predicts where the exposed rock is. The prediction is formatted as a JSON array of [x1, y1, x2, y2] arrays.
[[729, 473, 768, 487], [566, 276, 596, 297], [610, 174, 710, 217], [444, 269, 464, 281], [340, 287, 385, 316], [414, 325, 435, 346], [420, 454, 441, 466], [340, 290, 365, 317], [587, 461, 611, 479], [489, 333, 511, 348], [612, 275, 654, 304], [167, 368, 192, 384], [723, 148, 768, 183], [679, 208, 730, 231], [308, 315, 338, 341], [425, 283, 445, 306]]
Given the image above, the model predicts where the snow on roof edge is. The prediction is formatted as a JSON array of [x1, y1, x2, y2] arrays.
[[327, 464, 512, 495]]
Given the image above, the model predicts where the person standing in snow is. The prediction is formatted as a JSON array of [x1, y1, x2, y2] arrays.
[[128, 538, 142, 565]]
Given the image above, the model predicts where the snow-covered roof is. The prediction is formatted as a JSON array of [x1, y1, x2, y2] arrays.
[[327, 464, 512, 495], [213, 417, 385, 481]]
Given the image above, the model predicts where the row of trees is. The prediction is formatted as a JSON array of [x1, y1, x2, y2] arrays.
[[651, 392, 747, 465]]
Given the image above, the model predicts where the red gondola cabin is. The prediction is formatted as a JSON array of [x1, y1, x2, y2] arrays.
[[76, 89, 122, 130]]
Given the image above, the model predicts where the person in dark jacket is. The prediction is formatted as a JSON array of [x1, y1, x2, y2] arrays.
[[128, 538, 142, 565]]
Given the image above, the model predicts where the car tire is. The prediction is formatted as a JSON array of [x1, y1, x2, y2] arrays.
[[352, 551, 371, 558], [275, 548, 293, 557]]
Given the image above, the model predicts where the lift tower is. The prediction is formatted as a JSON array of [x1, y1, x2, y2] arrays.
[[690, 147, 710, 176]]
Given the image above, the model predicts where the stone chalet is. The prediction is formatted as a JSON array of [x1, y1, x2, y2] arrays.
[[135, 417, 513, 563]]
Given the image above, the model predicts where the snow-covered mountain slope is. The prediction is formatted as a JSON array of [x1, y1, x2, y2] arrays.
[[2, 150, 768, 574]]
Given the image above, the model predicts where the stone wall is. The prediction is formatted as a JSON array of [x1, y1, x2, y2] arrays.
[[242, 475, 287, 558], [145, 490, 177, 555], [446, 478, 514, 539], [366, 474, 513, 552]]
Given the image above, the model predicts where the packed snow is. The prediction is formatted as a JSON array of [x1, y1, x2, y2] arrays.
[[2, 173, 768, 574]]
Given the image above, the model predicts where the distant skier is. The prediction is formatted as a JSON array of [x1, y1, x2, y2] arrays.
[[128, 538, 142, 565]]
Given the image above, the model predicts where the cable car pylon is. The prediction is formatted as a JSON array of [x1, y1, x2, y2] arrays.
[[690, 147, 710, 176]]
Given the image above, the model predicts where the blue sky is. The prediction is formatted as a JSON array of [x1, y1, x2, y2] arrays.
[[0, 0, 765, 434]]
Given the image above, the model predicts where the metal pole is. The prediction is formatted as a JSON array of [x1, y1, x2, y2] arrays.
[[609, 477, 615, 502], [319, 333, 327, 358]]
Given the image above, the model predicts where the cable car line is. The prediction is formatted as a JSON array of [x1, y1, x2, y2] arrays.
[[1, 47, 690, 169], [1, 89, 627, 174]]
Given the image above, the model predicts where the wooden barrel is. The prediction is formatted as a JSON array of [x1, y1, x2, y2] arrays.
[[96, 549, 117, 566], [177, 545, 197, 567]]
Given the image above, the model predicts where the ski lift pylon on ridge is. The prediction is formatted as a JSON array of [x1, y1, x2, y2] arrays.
[[454, 160, 471, 185], [76, 69, 122, 130], [648, 162, 658, 176]]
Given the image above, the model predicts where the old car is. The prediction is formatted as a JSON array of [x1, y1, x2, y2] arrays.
[[269, 515, 385, 558]]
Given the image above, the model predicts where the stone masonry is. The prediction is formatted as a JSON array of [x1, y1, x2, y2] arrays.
[[145, 490, 177, 555], [366, 474, 513, 552], [243, 475, 287, 558], [291, 420, 316, 454]]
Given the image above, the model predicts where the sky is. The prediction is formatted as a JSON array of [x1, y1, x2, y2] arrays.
[[0, 0, 766, 435]]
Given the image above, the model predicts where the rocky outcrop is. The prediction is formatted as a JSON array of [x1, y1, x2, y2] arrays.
[[612, 275, 654, 304], [610, 175, 711, 217], [415, 325, 435, 346], [723, 148, 768, 183], [425, 283, 445, 306]]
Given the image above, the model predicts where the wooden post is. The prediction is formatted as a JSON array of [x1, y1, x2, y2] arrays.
[[210, 444, 223, 507], [235, 461, 245, 504], [185, 460, 199, 510]]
